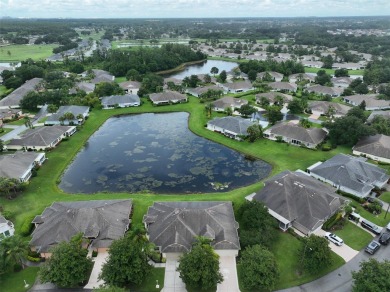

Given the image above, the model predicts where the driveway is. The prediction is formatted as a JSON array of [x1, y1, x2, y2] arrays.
[[84, 251, 109, 289], [216, 252, 240, 292], [161, 253, 186, 292]]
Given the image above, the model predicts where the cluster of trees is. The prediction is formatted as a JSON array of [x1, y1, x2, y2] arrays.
[[0, 235, 29, 275], [239, 59, 305, 77], [0, 177, 27, 199], [1, 62, 46, 90], [342, 78, 369, 96], [364, 58, 390, 85], [352, 259, 390, 292]]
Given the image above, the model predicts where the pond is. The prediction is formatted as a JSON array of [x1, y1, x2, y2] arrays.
[[59, 112, 271, 194], [166, 60, 238, 79]]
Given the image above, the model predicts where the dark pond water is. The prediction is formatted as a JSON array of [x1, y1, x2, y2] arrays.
[[59, 113, 271, 194], [166, 60, 238, 79]]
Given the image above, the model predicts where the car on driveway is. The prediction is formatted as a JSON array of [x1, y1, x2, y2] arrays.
[[379, 232, 390, 245], [325, 232, 344, 246], [365, 240, 381, 255]]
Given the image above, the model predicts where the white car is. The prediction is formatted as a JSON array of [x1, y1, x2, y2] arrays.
[[325, 232, 344, 246], [387, 222, 390, 232]]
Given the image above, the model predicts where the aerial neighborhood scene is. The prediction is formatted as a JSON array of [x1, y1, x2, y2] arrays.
[[1, 1, 390, 292]]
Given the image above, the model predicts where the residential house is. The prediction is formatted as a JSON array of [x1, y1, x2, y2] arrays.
[[308, 101, 351, 117], [251, 170, 346, 235], [30, 200, 132, 258], [264, 122, 327, 148], [0, 151, 46, 182], [0, 78, 43, 109], [289, 73, 315, 83], [307, 154, 389, 198], [0, 108, 22, 123], [353, 134, 390, 164], [306, 85, 343, 97], [69, 82, 95, 94], [0, 215, 15, 241], [268, 81, 297, 92], [45, 105, 90, 126], [331, 77, 353, 88], [211, 96, 248, 112], [7, 125, 76, 151], [118, 81, 141, 94], [207, 116, 255, 140], [144, 201, 240, 292], [367, 111, 390, 122], [332, 62, 364, 70], [342, 94, 390, 110], [255, 92, 293, 105], [101, 94, 140, 109], [257, 71, 283, 82], [301, 60, 324, 68], [81, 69, 114, 84], [219, 81, 254, 93], [187, 85, 224, 98], [149, 91, 187, 105], [164, 78, 182, 86]]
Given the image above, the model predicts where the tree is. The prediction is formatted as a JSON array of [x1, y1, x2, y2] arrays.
[[287, 99, 304, 114], [24, 116, 33, 129], [267, 106, 283, 125], [238, 104, 256, 118], [126, 69, 140, 81], [210, 66, 219, 76], [0, 235, 29, 271], [321, 55, 333, 69], [225, 106, 233, 116], [352, 259, 390, 292], [20, 91, 43, 111], [99, 229, 152, 287], [315, 70, 332, 86], [203, 74, 212, 84], [39, 234, 93, 288], [219, 70, 227, 83], [299, 118, 312, 128], [299, 235, 333, 275], [177, 237, 223, 291], [94, 82, 124, 97], [246, 124, 263, 142], [205, 103, 212, 118], [334, 68, 349, 77], [47, 104, 58, 114], [240, 245, 279, 291], [248, 70, 257, 82], [0, 177, 26, 198]]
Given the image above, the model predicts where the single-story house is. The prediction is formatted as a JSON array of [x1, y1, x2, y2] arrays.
[[257, 71, 283, 82], [342, 94, 390, 111], [219, 81, 254, 93], [301, 60, 324, 68], [101, 94, 140, 109], [331, 77, 353, 88], [353, 134, 390, 164], [81, 69, 115, 84], [288, 73, 315, 83], [69, 82, 95, 94], [332, 62, 364, 70], [306, 85, 343, 97], [30, 200, 132, 258], [251, 170, 346, 235], [0, 78, 43, 109], [367, 111, 390, 122], [186, 85, 224, 98], [45, 105, 90, 126], [264, 122, 327, 149], [268, 81, 298, 92], [118, 81, 141, 94], [0, 108, 22, 122], [255, 92, 293, 105], [307, 154, 389, 198], [307, 101, 351, 117], [0, 151, 46, 182], [0, 215, 15, 241], [149, 91, 187, 105], [7, 125, 76, 151], [207, 116, 255, 140], [163, 77, 182, 86], [211, 96, 248, 112]]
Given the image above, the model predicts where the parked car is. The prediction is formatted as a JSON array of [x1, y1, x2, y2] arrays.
[[361, 219, 383, 235], [379, 233, 390, 245], [325, 232, 344, 246], [365, 240, 381, 255], [348, 212, 361, 223]]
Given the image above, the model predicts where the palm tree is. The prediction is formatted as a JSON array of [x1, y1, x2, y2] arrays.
[[24, 116, 33, 129], [1, 235, 29, 269], [205, 103, 212, 118], [76, 114, 84, 124]]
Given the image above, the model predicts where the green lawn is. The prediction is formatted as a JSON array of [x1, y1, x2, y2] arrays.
[[0, 44, 58, 62], [333, 221, 373, 250], [0, 85, 13, 96], [304, 67, 365, 76], [0, 127, 13, 137], [351, 203, 390, 227], [129, 267, 165, 292], [4, 119, 26, 126], [380, 192, 390, 204], [0, 267, 39, 292]]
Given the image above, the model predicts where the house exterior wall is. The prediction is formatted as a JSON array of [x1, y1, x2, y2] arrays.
[[353, 150, 390, 164], [206, 123, 241, 140], [264, 132, 317, 149], [0, 221, 15, 240], [103, 101, 140, 109]]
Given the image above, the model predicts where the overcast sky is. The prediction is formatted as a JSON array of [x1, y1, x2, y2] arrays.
[[1, 0, 389, 18]]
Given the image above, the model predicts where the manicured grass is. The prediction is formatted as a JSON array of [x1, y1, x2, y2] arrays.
[[304, 67, 365, 76], [0, 44, 58, 62], [129, 267, 165, 292], [0, 267, 39, 292], [351, 204, 390, 227], [115, 76, 127, 83], [380, 192, 390, 204], [333, 220, 373, 250], [0, 85, 13, 96], [0, 127, 13, 137], [5, 119, 25, 126]]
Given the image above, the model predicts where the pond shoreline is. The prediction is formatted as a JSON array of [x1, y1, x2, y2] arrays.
[[156, 59, 207, 75]]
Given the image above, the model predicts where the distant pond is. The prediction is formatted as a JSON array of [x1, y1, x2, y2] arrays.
[[59, 113, 271, 194], [165, 60, 238, 79]]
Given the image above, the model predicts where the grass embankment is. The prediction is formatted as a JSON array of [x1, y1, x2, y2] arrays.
[[0, 267, 39, 292], [0, 44, 58, 62], [334, 221, 373, 250]]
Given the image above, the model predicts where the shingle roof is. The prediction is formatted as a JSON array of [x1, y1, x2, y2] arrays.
[[45, 106, 89, 123], [266, 122, 327, 145], [101, 94, 140, 106], [367, 111, 390, 122], [187, 85, 222, 96], [306, 85, 343, 96], [310, 154, 389, 195], [208, 116, 254, 136], [308, 101, 351, 116], [119, 81, 141, 90], [268, 82, 297, 91], [257, 71, 284, 80], [0, 152, 43, 180], [343, 94, 390, 109], [212, 96, 248, 109], [0, 78, 43, 107], [30, 200, 132, 252], [253, 170, 345, 234], [143, 201, 240, 253], [255, 92, 293, 104], [353, 134, 390, 160], [149, 91, 187, 103], [222, 81, 253, 90]]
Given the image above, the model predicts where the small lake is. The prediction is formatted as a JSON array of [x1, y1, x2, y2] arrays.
[[166, 60, 238, 79], [59, 112, 271, 194]]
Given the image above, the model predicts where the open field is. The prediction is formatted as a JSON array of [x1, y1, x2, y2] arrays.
[[0, 44, 58, 62]]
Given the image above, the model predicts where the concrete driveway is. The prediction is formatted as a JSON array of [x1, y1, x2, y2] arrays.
[[84, 251, 109, 289], [161, 253, 186, 292], [217, 252, 240, 292]]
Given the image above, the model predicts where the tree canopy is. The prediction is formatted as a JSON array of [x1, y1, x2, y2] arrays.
[[352, 259, 390, 292], [299, 235, 333, 275]]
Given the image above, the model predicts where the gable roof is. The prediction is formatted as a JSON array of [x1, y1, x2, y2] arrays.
[[187, 85, 222, 96], [353, 134, 390, 160], [101, 94, 140, 106], [289, 73, 315, 82], [144, 201, 240, 253], [266, 122, 327, 145], [222, 81, 253, 91], [253, 170, 345, 234], [31, 200, 132, 252], [257, 71, 284, 80], [310, 154, 389, 195], [69, 82, 95, 94], [0, 78, 43, 108], [119, 81, 141, 90], [0, 152, 44, 180], [212, 96, 248, 109], [208, 116, 254, 136], [149, 91, 187, 103]]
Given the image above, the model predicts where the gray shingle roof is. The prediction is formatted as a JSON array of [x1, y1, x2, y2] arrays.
[[187, 85, 222, 96], [267, 122, 327, 145], [30, 200, 132, 253], [143, 201, 240, 253], [0, 152, 43, 180], [0, 78, 43, 107], [149, 91, 187, 103], [310, 154, 389, 195], [257, 71, 284, 80], [308, 101, 351, 116], [343, 94, 390, 109], [45, 106, 89, 124], [254, 170, 345, 234], [306, 85, 343, 96], [255, 92, 293, 104], [207, 116, 254, 136], [222, 81, 253, 91], [101, 94, 140, 106], [212, 96, 248, 109], [367, 111, 390, 122], [268, 82, 297, 91], [353, 134, 390, 160]]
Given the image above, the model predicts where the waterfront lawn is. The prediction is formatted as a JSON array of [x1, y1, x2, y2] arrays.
[[333, 220, 373, 250], [0, 44, 58, 62], [0, 267, 39, 292]]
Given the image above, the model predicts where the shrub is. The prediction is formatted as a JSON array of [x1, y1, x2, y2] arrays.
[[27, 256, 41, 262], [337, 190, 365, 204], [13, 264, 23, 272], [92, 250, 98, 257], [20, 215, 35, 236], [322, 212, 342, 231], [322, 145, 332, 151]]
